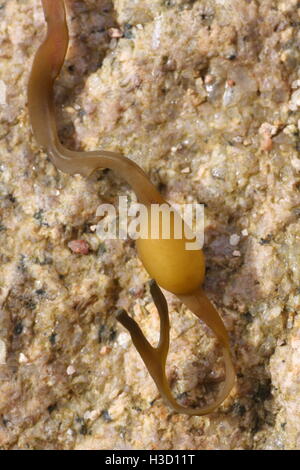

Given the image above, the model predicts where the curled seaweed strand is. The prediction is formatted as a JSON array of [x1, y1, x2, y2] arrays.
[[117, 281, 235, 415]]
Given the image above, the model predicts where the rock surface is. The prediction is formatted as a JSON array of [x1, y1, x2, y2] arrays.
[[0, 0, 300, 449]]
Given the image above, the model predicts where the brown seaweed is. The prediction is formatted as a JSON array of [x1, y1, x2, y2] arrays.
[[28, 0, 235, 415]]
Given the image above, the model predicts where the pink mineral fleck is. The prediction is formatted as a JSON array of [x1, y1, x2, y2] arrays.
[[107, 27, 123, 38], [68, 239, 90, 255]]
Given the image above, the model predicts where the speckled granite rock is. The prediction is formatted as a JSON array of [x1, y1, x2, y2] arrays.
[[0, 0, 300, 450]]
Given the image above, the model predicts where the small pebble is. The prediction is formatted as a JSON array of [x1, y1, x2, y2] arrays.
[[109, 38, 117, 49], [181, 167, 190, 174], [230, 234, 240, 246], [65, 106, 75, 114], [84, 410, 98, 421], [292, 79, 300, 89], [241, 229, 248, 236], [284, 124, 298, 135], [293, 295, 300, 307], [100, 345, 112, 355], [290, 89, 300, 110], [233, 250, 241, 257], [260, 133, 273, 152], [204, 74, 214, 84], [0, 80, 7, 105], [259, 122, 278, 136], [117, 332, 131, 348], [67, 365, 76, 375], [269, 305, 282, 319], [19, 353, 28, 363], [107, 27, 123, 38], [0, 340, 6, 364], [133, 303, 142, 316], [68, 240, 90, 255]]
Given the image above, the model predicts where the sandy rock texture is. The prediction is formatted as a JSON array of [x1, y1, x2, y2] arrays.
[[0, 0, 300, 449]]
